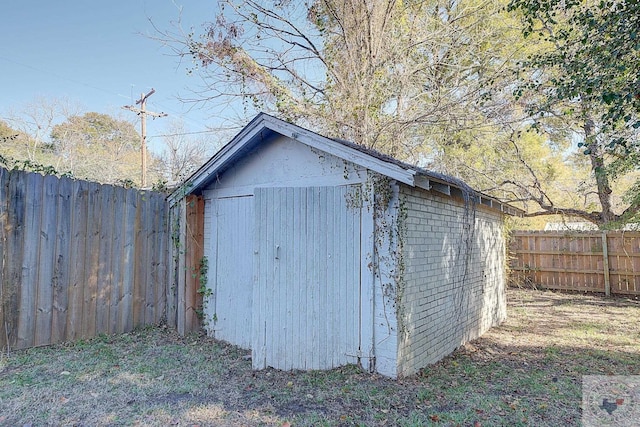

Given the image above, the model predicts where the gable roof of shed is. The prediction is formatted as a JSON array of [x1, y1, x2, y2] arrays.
[[170, 113, 522, 215]]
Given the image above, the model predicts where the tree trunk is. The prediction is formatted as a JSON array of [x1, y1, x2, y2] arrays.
[[585, 118, 614, 227]]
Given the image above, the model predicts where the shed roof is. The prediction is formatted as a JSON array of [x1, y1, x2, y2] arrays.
[[169, 113, 522, 215]]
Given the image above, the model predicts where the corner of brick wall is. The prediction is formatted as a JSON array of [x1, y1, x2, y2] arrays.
[[396, 186, 507, 377]]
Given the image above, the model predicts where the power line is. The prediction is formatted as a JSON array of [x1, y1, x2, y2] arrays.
[[0, 55, 212, 131], [0, 55, 129, 100], [149, 130, 216, 138]]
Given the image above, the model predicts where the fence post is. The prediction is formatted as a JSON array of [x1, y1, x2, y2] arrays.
[[601, 231, 611, 296]]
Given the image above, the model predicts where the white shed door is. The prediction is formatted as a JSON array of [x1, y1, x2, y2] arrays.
[[253, 186, 362, 371], [209, 195, 253, 349]]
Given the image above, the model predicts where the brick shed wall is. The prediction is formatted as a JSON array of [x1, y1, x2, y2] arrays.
[[396, 186, 507, 377]]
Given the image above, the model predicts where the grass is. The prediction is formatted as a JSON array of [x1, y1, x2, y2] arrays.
[[1, 288, 639, 426]]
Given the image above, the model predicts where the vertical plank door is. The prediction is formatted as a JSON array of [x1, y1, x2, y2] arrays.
[[253, 186, 362, 371], [206, 195, 254, 349]]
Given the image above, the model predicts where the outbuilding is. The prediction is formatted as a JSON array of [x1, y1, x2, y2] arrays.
[[170, 113, 519, 378]]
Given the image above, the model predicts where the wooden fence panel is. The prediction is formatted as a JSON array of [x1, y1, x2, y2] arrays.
[[0, 168, 171, 351], [169, 194, 205, 336], [509, 231, 640, 295]]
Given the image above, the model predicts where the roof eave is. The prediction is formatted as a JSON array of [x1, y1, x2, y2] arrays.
[[414, 174, 524, 217], [167, 114, 270, 205], [168, 113, 523, 216]]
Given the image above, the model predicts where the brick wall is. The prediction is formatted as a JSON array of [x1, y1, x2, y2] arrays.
[[396, 186, 507, 377]]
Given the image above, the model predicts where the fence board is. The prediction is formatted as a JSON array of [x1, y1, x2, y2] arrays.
[[0, 169, 7, 351], [154, 196, 168, 324], [1, 170, 22, 350], [176, 198, 187, 335], [96, 184, 114, 335], [18, 172, 43, 348], [170, 194, 205, 336], [153, 194, 168, 324], [0, 168, 172, 352], [68, 181, 88, 340], [132, 191, 146, 328], [120, 188, 137, 333], [82, 182, 100, 339], [184, 195, 204, 333], [109, 186, 124, 334], [166, 203, 178, 330], [34, 175, 58, 346], [510, 231, 640, 295], [52, 177, 72, 342], [144, 193, 156, 324]]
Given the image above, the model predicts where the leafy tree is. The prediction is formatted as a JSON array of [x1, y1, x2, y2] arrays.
[[505, 0, 640, 227], [50, 112, 156, 185], [508, 0, 640, 133], [158, 0, 638, 228], [3, 100, 189, 186]]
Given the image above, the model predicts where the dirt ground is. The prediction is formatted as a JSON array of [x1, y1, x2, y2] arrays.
[[1, 288, 639, 426]]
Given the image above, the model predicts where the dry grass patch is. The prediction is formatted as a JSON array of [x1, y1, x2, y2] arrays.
[[1, 288, 639, 426]]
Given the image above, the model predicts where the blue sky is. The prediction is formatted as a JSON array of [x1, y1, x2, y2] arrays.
[[0, 1, 226, 153]]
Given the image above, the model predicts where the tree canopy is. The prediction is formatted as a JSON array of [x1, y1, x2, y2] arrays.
[[155, 0, 640, 228], [509, 0, 640, 133], [1, 98, 213, 188], [49, 112, 147, 185], [506, 0, 640, 226]]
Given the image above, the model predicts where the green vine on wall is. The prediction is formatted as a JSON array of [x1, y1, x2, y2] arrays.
[[0, 154, 73, 178], [394, 195, 408, 339], [194, 256, 210, 320], [366, 173, 408, 339], [169, 182, 194, 258]]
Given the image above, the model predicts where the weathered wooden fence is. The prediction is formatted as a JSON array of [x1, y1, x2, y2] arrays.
[[509, 230, 640, 295], [0, 168, 172, 351]]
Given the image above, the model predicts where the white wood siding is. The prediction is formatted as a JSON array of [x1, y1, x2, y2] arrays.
[[206, 195, 254, 348], [201, 135, 367, 198], [253, 186, 362, 371]]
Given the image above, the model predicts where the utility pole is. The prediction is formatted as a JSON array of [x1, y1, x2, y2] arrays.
[[123, 88, 167, 187]]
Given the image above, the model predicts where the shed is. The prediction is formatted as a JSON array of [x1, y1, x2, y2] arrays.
[[170, 113, 519, 378]]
